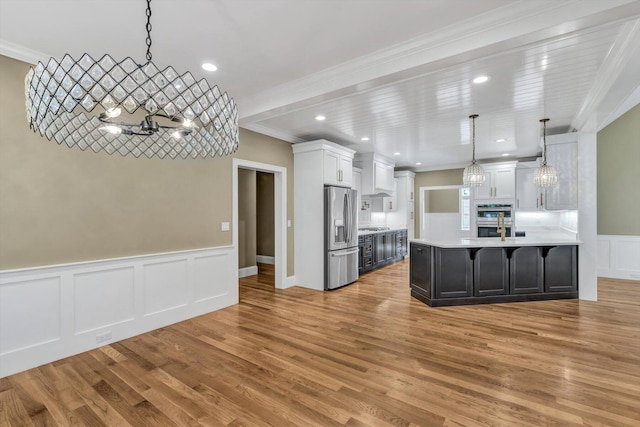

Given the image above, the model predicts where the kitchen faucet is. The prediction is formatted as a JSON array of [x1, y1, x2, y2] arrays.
[[497, 212, 506, 241]]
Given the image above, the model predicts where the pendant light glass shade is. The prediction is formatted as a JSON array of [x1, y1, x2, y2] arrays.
[[24, 0, 238, 159], [463, 114, 485, 187], [534, 118, 558, 187]]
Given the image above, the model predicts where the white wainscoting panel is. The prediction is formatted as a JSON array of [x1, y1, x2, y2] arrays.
[[0, 246, 237, 378], [143, 259, 189, 316], [597, 235, 640, 281], [74, 267, 135, 334], [0, 277, 61, 355]]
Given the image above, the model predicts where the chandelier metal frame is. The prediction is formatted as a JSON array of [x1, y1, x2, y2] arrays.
[[24, 0, 238, 159]]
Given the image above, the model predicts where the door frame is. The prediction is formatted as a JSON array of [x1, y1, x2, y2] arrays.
[[233, 158, 287, 289], [419, 185, 464, 239]]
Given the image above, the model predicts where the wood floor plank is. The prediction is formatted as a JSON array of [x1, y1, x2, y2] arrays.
[[2, 261, 640, 426]]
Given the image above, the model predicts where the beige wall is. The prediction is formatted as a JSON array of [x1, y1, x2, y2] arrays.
[[597, 103, 640, 236], [428, 189, 459, 213], [0, 55, 295, 275], [256, 171, 275, 257], [413, 168, 463, 237], [238, 169, 257, 268]]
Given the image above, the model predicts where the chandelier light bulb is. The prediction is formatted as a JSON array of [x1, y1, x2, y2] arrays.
[[105, 107, 121, 118], [99, 125, 123, 135]]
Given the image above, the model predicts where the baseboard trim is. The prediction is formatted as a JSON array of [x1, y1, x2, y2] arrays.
[[0, 246, 238, 378], [256, 255, 275, 264], [285, 275, 296, 289], [238, 265, 258, 278]]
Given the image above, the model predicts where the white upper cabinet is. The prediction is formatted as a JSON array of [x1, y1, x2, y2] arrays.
[[516, 163, 542, 211], [353, 153, 396, 195], [374, 162, 395, 193], [292, 139, 355, 188], [544, 136, 578, 210], [473, 162, 516, 200], [393, 171, 416, 239], [323, 148, 353, 187]]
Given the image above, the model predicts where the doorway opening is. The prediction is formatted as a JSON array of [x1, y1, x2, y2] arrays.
[[232, 159, 287, 289], [419, 185, 470, 240]]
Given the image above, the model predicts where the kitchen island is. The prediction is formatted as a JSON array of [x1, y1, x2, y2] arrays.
[[410, 236, 580, 307]]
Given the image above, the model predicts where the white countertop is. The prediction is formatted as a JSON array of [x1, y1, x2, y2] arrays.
[[411, 235, 581, 248]]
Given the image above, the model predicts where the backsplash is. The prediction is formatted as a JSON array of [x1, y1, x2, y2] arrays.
[[515, 210, 578, 238]]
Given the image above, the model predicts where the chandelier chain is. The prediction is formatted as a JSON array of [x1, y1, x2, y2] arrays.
[[145, 0, 153, 62]]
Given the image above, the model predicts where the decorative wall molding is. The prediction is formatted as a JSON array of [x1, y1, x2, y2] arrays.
[[0, 246, 237, 378], [285, 276, 296, 289], [238, 265, 258, 278], [256, 255, 275, 265], [598, 235, 640, 280]]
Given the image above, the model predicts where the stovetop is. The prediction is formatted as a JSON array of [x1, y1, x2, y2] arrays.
[[359, 227, 390, 231]]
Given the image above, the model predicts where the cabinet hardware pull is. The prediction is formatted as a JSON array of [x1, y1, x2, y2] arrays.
[[517, 199, 519, 209], [536, 198, 539, 208], [541, 192, 544, 206]]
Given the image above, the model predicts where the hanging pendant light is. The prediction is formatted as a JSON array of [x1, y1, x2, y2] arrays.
[[463, 114, 485, 187], [24, 0, 238, 159], [534, 118, 558, 187]]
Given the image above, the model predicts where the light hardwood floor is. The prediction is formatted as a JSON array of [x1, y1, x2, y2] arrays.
[[1, 260, 639, 426]]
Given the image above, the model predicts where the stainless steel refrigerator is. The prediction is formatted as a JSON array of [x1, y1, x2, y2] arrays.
[[325, 186, 359, 290]]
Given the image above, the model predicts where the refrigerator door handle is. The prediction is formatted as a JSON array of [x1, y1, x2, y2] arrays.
[[331, 248, 360, 257]]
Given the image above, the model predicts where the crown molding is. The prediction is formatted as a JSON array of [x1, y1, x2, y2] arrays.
[[0, 39, 49, 65], [238, 0, 640, 124], [240, 124, 302, 144], [572, 18, 640, 132]]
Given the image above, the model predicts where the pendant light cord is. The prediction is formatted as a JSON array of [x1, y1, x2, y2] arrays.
[[541, 118, 549, 165], [145, 0, 153, 62], [470, 114, 478, 164]]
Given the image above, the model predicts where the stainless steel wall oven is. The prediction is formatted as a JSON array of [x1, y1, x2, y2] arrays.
[[476, 203, 513, 238]]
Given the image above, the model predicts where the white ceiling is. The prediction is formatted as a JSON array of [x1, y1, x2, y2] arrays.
[[1, 0, 640, 170]]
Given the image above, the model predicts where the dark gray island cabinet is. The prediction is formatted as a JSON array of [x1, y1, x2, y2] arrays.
[[410, 240, 578, 307]]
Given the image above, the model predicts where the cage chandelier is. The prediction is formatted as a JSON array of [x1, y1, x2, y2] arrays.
[[534, 118, 558, 187], [462, 114, 485, 187], [24, 0, 238, 159]]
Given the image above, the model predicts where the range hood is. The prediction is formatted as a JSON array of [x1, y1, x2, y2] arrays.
[[353, 152, 396, 196]]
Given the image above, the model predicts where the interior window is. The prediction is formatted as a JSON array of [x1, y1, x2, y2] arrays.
[[460, 188, 470, 230]]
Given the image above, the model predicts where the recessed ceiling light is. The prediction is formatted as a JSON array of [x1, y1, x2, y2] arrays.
[[201, 63, 217, 72], [501, 153, 509, 157], [361, 137, 370, 141], [496, 138, 506, 143], [315, 115, 326, 121], [473, 75, 490, 84], [415, 162, 422, 166], [393, 152, 400, 156]]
